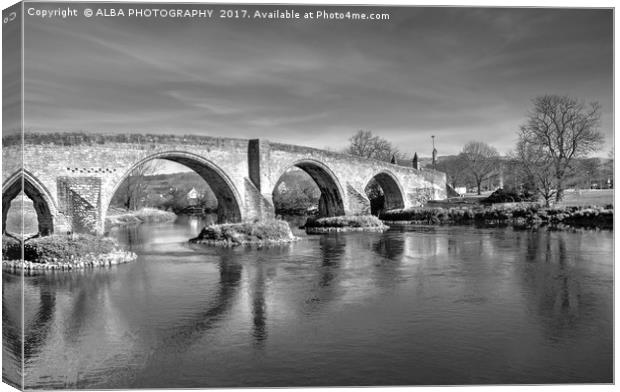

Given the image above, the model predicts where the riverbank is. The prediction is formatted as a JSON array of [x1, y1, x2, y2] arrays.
[[190, 220, 298, 246], [106, 207, 177, 227], [380, 204, 613, 229], [304, 215, 389, 233], [2, 234, 137, 272]]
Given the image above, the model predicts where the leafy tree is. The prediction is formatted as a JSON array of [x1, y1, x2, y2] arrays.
[[518, 94, 603, 201], [460, 141, 499, 195]]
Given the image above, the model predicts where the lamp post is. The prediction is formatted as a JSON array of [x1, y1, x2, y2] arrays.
[[431, 135, 437, 170]]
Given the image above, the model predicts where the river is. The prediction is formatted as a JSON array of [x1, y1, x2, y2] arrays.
[[2, 216, 613, 388]]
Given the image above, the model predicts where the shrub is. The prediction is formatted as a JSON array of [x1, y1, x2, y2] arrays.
[[380, 207, 447, 223], [2, 235, 22, 260], [190, 220, 295, 245], [482, 188, 536, 204], [2, 234, 119, 263]]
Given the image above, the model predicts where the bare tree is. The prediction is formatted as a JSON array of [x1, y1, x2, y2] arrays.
[[518, 94, 603, 202], [433, 155, 471, 189], [460, 141, 499, 195], [603, 147, 614, 188], [514, 139, 556, 206], [115, 160, 162, 210], [347, 130, 399, 162], [574, 157, 602, 189]]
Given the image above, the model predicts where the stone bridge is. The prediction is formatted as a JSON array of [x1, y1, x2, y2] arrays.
[[2, 133, 447, 235]]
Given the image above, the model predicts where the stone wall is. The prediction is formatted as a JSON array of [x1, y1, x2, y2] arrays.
[[266, 142, 446, 213], [3, 134, 447, 234], [57, 177, 102, 234]]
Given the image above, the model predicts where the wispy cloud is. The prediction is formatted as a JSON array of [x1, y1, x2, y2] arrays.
[[22, 6, 612, 156]]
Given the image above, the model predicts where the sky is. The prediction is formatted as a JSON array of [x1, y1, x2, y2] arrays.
[[15, 2, 614, 158]]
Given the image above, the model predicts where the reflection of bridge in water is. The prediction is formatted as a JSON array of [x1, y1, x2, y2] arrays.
[[3, 226, 611, 387], [2, 133, 446, 235]]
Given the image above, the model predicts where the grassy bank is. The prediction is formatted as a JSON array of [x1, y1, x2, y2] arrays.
[[380, 205, 613, 229], [304, 215, 389, 233], [106, 207, 177, 227], [2, 234, 137, 271], [190, 220, 297, 246]]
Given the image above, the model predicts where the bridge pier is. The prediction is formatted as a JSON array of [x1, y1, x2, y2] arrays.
[[2, 134, 448, 237]]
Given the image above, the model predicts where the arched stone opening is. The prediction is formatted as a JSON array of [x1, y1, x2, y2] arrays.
[[365, 171, 405, 216], [2, 171, 55, 236], [272, 167, 320, 215], [273, 160, 345, 217], [108, 152, 242, 224]]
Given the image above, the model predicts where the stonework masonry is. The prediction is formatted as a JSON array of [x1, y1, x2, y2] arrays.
[[2, 134, 447, 235]]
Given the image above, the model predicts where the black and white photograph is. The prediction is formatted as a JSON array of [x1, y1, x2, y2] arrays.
[[1, 0, 615, 389]]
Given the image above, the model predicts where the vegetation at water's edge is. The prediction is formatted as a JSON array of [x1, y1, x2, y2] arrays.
[[304, 215, 389, 233], [481, 188, 537, 204], [106, 207, 177, 227], [380, 205, 613, 229], [190, 220, 297, 246], [2, 234, 137, 270]]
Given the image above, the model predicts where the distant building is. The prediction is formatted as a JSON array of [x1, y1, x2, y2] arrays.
[[455, 187, 467, 196], [187, 187, 199, 199], [187, 187, 199, 205]]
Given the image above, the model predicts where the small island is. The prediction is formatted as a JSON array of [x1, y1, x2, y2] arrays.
[[190, 220, 298, 246], [304, 215, 389, 233], [2, 234, 137, 272], [106, 207, 177, 227]]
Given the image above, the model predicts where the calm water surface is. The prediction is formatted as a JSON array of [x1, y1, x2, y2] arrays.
[[3, 216, 613, 388]]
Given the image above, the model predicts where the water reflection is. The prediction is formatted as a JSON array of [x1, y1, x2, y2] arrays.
[[2, 221, 613, 387], [318, 234, 346, 287], [24, 287, 55, 361], [2, 272, 23, 387], [519, 231, 586, 333], [251, 257, 267, 345], [371, 232, 404, 262], [158, 252, 243, 351]]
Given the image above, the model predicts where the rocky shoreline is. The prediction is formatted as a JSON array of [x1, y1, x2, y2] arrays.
[[106, 207, 177, 227], [304, 215, 389, 233], [2, 250, 137, 272], [305, 226, 389, 234], [2, 233, 138, 274], [190, 220, 299, 247], [190, 237, 300, 247], [380, 205, 613, 230]]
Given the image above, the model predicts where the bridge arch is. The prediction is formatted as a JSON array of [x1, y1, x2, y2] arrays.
[[365, 170, 405, 215], [106, 151, 243, 223], [273, 159, 345, 217], [2, 170, 57, 236]]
